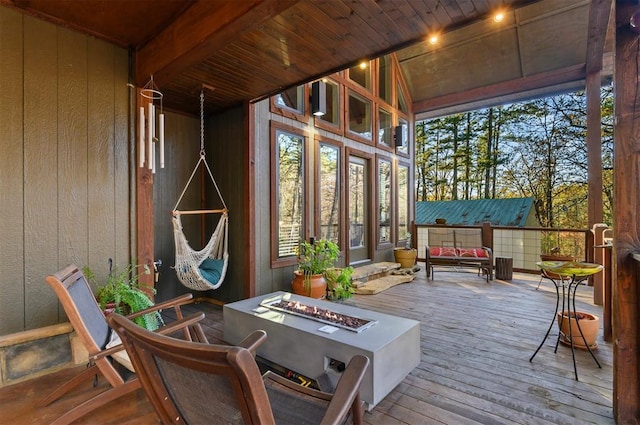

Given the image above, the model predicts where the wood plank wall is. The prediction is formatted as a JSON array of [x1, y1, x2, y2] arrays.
[[0, 8, 130, 335]]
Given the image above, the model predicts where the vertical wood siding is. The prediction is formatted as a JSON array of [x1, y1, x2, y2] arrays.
[[0, 9, 130, 335]]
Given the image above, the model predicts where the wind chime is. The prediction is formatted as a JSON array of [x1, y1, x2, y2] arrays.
[[138, 75, 165, 172]]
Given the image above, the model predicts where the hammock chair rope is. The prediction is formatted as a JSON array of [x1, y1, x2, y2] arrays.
[[172, 89, 229, 291]]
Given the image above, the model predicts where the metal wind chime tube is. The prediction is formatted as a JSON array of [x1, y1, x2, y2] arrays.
[[138, 75, 165, 172]]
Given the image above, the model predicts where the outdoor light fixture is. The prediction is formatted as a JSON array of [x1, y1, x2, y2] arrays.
[[493, 11, 505, 22], [394, 125, 403, 147], [139, 75, 165, 172], [311, 81, 327, 117], [428, 34, 439, 45]]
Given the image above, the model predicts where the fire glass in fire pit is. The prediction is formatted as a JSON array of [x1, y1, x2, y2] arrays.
[[261, 298, 377, 332]]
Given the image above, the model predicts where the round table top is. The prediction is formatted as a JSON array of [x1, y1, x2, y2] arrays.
[[536, 261, 603, 277]]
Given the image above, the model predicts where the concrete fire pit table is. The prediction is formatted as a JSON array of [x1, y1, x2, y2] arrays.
[[223, 291, 421, 410]]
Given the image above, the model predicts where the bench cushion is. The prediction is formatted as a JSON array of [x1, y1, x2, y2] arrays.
[[430, 247, 457, 257], [457, 248, 489, 258]]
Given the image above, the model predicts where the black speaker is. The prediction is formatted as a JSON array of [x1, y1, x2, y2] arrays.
[[311, 81, 327, 116], [394, 125, 403, 147]]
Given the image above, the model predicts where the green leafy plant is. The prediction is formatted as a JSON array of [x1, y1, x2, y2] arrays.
[[325, 266, 354, 301], [84, 261, 163, 331], [296, 239, 340, 292]]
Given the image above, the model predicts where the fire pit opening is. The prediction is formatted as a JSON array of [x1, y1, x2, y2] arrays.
[[261, 298, 377, 332]]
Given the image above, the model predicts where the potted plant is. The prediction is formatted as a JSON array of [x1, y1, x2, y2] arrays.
[[394, 233, 417, 269], [84, 261, 163, 331], [557, 310, 600, 349], [325, 266, 354, 301], [292, 239, 340, 299]]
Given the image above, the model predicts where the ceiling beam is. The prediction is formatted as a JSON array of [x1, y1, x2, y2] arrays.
[[413, 64, 587, 120], [586, 0, 614, 74], [135, 0, 301, 87]]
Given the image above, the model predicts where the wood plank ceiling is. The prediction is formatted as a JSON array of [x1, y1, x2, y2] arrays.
[[0, 0, 612, 117]]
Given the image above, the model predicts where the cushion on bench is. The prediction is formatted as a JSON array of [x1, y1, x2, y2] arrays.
[[430, 247, 457, 257], [457, 248, 489, 258]]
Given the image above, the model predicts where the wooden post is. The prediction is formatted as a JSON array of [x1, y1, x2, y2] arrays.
[[613, 3, 640, 421]]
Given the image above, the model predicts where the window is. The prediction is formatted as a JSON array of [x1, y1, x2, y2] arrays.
[[397, 163, 410, 243], [396, 118, 409, 155], [378, 108, 392, 147], [348, 90, 372, 140], [348, 62, 371, 91], [397, 83, 408, 114], [379, 56, 392, 104], [275, 85, 304, 114], [274, 128, 305, 258], [378, 158, 391, 244], [318, 80, 340, 127], [318, 143, 340, 245]]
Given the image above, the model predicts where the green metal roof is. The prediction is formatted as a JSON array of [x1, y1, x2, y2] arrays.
[[415, 198, 538, 227]]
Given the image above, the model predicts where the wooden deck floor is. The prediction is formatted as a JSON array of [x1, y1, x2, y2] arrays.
[[0, 266, 613, 424]]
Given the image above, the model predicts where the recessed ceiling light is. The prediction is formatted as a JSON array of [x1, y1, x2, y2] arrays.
[[359, 61, 367, 69], [494, 12, 505, 22], [428, 34, 439, 45]]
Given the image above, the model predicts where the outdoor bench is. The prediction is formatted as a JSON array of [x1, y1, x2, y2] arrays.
[[425, 228, 493, 281]]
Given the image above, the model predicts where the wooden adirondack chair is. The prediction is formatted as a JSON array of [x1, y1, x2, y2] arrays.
[[108, 313, 370, 425], [40, 264, 208, 425]]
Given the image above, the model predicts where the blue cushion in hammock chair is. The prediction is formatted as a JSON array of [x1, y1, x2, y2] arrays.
[[199, 258, 225, 284]]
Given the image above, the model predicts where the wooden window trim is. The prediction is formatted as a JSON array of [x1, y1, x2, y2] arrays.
[[396, 160, 412, 246], [270, 121, 309, 269], [346, 89, 374, 145], [345, 147, 375, 265]]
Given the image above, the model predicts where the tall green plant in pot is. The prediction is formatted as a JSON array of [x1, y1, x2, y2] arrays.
[[84, 261, 163, 331], [292, 239, 340, 298]]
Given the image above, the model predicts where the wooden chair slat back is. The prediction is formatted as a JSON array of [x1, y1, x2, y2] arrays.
[[45, 264, 110, 354], [109, 313, 276, 425]]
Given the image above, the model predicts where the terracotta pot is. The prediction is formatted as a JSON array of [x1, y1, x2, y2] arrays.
[[557, 311, 599, 349], [394, 248, 417, 269], [291, 271, 326, 299]]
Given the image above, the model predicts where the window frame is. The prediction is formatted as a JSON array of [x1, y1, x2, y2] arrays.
[[315, 137, 345, 250], [376, 154, 394, 249], [270, 121, 309, 268]]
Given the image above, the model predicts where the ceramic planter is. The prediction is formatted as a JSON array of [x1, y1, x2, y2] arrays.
[[394, 248, 417, 269], [557, 311, 599, 349], [291, 271, 327, 299]]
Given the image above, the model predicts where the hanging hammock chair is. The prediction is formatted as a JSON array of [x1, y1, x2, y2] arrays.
[[172, 90, 229, 291]]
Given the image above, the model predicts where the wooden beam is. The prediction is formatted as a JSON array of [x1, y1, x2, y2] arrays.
[[412, 64, 586, 116], [586, 0, 613, 74], [613, 2, 640, 422], [586, 70, 604, 229], [135, 0, 301, 87]]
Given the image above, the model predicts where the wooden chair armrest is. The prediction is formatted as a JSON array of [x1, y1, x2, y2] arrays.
[[155, 312, 205, 336], [126, 293, 194, 319], [320, 355, 369, 425], [237, 330, 267, 355]]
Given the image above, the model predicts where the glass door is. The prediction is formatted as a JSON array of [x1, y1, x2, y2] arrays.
[[348, 156, 370, 264]]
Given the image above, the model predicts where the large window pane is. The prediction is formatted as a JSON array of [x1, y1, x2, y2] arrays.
[[378, 159, 391, 244], [379, 56, 392, 103], [397, 83, 408, 114], [319, 144, 340, 244], [397, 164, 409, 242], [275, 85, 304, 113], [349, 62, 371, 91], [348, 90, 372, 140], [349, 160, 366, 249], [276, 130, 304, 257], [378, 108, 392, 147]]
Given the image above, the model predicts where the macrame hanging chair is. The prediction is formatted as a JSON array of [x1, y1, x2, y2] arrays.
[[172, 90, 229, 291]]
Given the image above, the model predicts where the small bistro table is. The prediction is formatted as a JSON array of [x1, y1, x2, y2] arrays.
[[529, 261, 603, 380]]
